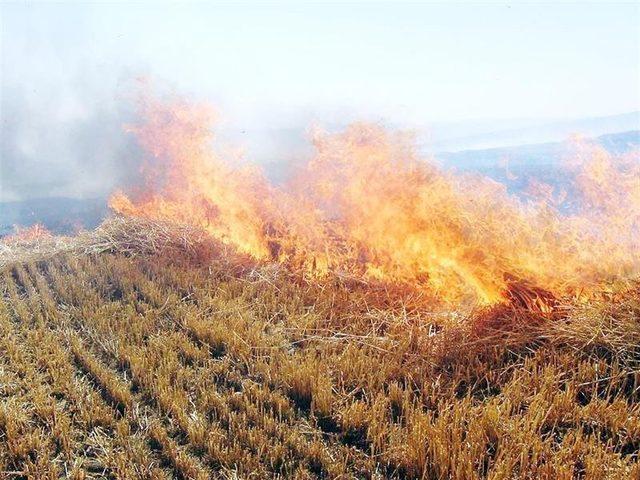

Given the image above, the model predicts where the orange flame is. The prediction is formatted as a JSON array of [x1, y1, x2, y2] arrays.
[[110, 96, 272, 259], [110, 94, 640, 305], [2, 223, 52, 243]]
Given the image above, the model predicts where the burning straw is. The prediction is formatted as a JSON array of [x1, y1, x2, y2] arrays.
[[107, 93, 640, 305], [0, 216, 213, 270]]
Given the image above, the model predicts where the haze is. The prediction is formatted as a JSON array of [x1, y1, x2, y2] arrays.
[[1, 1, 639, 202]]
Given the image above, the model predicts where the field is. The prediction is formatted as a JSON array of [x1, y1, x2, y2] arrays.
[[0, 228, 639, 480]]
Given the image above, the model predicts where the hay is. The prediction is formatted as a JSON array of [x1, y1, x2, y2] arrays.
[[0, 216, 211, 270]]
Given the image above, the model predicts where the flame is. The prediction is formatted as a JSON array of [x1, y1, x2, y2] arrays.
[[3, 223, 52, 242], [110, 96, 272, 259], [110, 94, 640, 305]]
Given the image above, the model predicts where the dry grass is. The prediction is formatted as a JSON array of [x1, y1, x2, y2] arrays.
[[0, 217, 639, 479], [0, 216, 216, 271]]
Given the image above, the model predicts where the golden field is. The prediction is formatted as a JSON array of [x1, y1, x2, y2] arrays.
[[0, 225, 638, 479]]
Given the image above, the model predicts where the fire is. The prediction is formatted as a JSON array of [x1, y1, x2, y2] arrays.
[[110, 96, 272, 259], [110, 94, 640, 305], [3, 223, 52, 243]]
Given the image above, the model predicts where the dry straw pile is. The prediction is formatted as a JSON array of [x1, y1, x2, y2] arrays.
[[0, 216, 213, 270]]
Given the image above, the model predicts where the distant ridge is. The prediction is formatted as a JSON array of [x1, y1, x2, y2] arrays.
[[0, 197, 109, 237], [423, 112, 640, 152], [438, 130, 640, 195]]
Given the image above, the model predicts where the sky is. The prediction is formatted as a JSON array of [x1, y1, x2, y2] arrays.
[[1, 1, 640, 201]]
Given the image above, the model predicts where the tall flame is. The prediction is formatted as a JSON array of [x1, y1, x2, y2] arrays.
[[110, 96, 272, 259], [110, 94, 640, 304]]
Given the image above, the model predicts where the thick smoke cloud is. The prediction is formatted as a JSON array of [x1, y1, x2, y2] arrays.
[[0, 80, 145, 202], [0, 4, 148, 204]]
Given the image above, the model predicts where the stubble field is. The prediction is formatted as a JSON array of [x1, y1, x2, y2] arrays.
[[0, 241, 639, 479]]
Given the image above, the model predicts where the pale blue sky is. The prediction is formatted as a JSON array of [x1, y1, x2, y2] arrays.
[[2, 2, 639, 123]]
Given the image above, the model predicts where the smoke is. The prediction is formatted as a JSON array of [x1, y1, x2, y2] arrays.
[[0, 77, 146, 202], [2, 1, 638, 204], [0, 3, 149, 203]]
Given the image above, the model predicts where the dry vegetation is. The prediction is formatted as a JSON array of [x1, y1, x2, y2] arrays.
[[0, 219, 639, 479]]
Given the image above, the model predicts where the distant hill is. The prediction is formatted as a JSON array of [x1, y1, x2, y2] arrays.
[[422, 112, 640, 152], [0, 196, 109, 237], [437, 130, 640, 195]]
